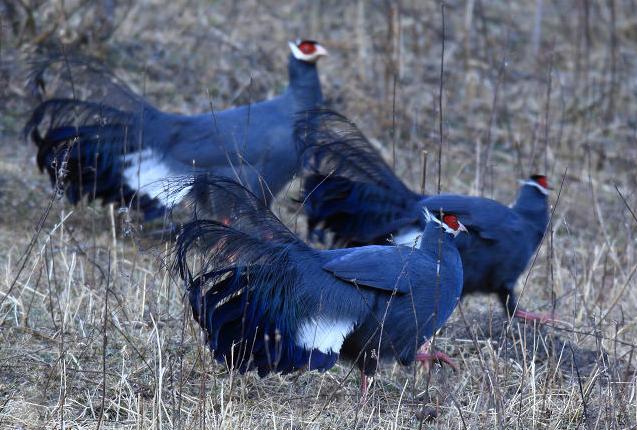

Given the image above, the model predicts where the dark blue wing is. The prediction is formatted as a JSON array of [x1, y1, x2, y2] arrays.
[[322, 245, 432, 295]]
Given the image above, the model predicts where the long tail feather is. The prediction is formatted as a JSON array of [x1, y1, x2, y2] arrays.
[[27, 50, 150, 110], [24, 50, 166, 219], [303, 174, 419, 244], [295, 109, 422, 244], [174, 177, 338, 375], [295, 109, 417, 193], [25, 98, 164, 218]]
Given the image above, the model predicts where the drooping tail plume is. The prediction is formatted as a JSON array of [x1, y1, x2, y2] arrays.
[[295, 109, 422, 244], [174, 176, 338, 375], [24, 52, 166, 219]]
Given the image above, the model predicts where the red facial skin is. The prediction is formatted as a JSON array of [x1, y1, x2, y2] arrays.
[[297, 41, 317, 54], [533, 175, 549, 189], [442, 214, 460, 231]]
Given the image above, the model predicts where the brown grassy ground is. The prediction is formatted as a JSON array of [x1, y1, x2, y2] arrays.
[[1, 1, 637, 428]]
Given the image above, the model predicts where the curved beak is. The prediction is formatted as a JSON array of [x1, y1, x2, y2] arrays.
[[314, 43, 329, 57], [457, 222, 468, 233]]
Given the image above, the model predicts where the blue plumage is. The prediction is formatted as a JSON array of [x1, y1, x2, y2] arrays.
[[27, 100, 164, 217], [296, 109, 551, 320], [297, 110, 421, 244], [173, 176, 465, 379], [25, 41, 327, 219], [421, 182, 549, 316]]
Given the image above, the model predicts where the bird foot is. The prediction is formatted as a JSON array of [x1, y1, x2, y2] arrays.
[[513, 309, 561, 324], [359, 373, 373, 403], [415, 351, 458, 372]]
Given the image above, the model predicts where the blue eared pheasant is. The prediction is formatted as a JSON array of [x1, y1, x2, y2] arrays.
[[174, 176, 466, 395], [296, 109, 554, 323], [25, 40, 328, 219]]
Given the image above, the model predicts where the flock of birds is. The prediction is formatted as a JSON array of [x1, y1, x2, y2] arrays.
[[25, 40, 556, 397]]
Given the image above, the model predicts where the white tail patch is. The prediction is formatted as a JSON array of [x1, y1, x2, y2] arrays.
[[122, 149, 191, 206], [296, 318, 355, 354]]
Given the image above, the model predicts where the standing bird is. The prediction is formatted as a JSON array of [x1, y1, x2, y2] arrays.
[[296, 109, 554, 322], [25, 40, 328, 219], [174, 177, 466, 395]]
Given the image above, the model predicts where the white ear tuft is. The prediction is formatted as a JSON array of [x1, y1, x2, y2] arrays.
[[519, 179, 549, 196], [288, 41, 301, 56], [423, 207, 462, 236], [422, 207, 435, 224], [423, 208, 444, 227]]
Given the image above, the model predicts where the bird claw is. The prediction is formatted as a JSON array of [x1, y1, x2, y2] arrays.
[[513, 309, 562, 324], [415, 351, 458, 372]]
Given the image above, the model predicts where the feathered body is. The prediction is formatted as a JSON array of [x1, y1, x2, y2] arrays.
[[174, 177, 463, 377], [25, 44, 325, 219], [296, 109, 550, 317], [420, 188, 548, 315]]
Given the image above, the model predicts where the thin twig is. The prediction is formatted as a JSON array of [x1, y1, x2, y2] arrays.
[[392, 73, 398, 170], [437, 1, 445, 195], [96, 253, 111, 430], [615, 185, 637, 226], [569, 342, 590, 429], [421, 150, 428, 195]]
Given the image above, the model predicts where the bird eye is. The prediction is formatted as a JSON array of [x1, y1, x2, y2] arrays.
[[442, 214, 460, 230], [297, 41, 317, 55]]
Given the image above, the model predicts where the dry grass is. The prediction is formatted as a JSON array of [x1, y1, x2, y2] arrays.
[[1, 0, 637, 428]]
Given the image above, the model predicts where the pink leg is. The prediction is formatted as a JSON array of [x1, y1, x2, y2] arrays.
[[416, 340, 431, 372], [416, 341, 458, 372], [359, 372, 370, 402], [514, 308, 561, 324]]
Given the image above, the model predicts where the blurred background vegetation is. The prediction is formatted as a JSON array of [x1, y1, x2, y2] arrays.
[[0, 1, 636, 428]]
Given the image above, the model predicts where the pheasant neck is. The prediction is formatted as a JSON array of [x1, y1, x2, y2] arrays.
[[513, 185, 549, 230], [287, 55, 323, 109], [418, 222, 454, 254]]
